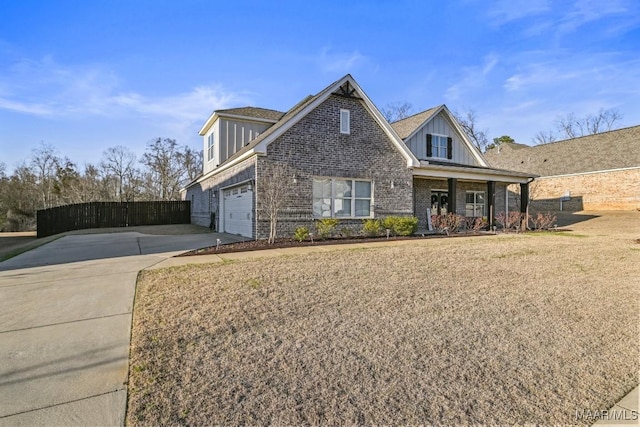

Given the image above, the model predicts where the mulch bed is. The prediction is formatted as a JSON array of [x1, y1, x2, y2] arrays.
[[178, 232, 494, 256]]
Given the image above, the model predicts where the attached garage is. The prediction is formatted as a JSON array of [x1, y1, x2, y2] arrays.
[[221, 184, 253, 238]]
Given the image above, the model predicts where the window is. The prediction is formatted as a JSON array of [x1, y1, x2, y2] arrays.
[[207, 133, 215, 162], [465, 191, 485, 217], [426, 134, 452, 159], [313, 177, 372, 218], [340, 109, 350, 134]]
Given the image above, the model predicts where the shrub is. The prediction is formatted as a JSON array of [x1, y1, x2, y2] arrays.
[[431, 213, 464, 235], [362, 219, 382, 237], [293, 226, 309, 242], [530, 212, 557, 230], [471, 217, 488, 232], [395, 217, 419, 236], [382, 216, 400, 236], [495, 211, 523, 231], [315, 218, 339, 239]]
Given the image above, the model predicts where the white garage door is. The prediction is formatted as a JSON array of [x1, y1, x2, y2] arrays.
[[223, 184, 253, 238]]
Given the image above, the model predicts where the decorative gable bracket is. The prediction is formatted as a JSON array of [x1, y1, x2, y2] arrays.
[[335, 81, 361, 99]]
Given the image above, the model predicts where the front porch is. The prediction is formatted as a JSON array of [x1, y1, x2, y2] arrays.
[[412, 163, 535, 230]]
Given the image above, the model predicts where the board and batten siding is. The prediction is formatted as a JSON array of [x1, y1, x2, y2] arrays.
[[203, 121, 220, 175], [219, 118, 272, 164], [404, 111, 481, 166]]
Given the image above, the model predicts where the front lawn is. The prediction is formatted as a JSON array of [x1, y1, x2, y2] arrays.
[[127, 220, 639, 425]]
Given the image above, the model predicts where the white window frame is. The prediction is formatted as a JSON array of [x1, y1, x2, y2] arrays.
[[340, 109, 350, 134], [313, 177, 372, 219], [207, 133, 215, 162], [431, 134, 448, 159], [465, 191, 485, 217]]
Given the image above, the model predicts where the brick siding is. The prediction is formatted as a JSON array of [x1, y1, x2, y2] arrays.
[[185, 157, 256, 230], [256, 94, 413, 239], [528, 168, 640, 211]]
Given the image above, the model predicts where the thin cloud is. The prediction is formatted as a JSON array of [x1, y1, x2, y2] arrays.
[[0, 55, 247, 123], [487, 0, 550, 26], [316, 48, 368, 74], [445, 54, 500, 102]]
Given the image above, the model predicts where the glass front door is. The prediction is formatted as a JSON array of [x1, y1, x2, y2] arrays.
[[431, 191, 448, 215]]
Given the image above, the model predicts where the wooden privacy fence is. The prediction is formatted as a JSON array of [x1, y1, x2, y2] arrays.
[[37, 201, 191, 238]]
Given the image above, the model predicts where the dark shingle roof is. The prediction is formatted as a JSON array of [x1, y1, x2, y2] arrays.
[[218, 75, 352, 167], [390, 106, 441, 139], [215, 106, 285, 121], [484, 125, 640, 176]]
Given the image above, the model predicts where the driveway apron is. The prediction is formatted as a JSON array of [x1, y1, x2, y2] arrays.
[[0, 231, 238, 426]]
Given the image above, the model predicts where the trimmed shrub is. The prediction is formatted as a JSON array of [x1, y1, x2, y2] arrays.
[[362, 219, 382, 237], [315, 218, 339, 239], [381, 216, 399, 235], [293, 226, 309, 242], [394, 217, 419, 236]]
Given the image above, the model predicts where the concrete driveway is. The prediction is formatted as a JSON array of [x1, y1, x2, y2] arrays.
[[0, 231, 241, 426]]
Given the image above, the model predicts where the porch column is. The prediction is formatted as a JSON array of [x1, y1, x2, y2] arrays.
[[520, 182, 529, 231], [448, 178, 457, 214], [486, 181, 495, 228]]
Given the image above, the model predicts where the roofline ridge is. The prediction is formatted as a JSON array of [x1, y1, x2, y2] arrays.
[[391, 104, 442, 124], [535, 124, 640, 147]]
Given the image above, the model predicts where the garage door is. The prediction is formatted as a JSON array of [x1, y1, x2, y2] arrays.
[[223, 184, 253, 238]]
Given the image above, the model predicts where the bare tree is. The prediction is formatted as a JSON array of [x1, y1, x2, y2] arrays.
[[259, 162, 290, 244], [532, 130, 557, 145], [30, 142, 61, 209], [555, 108, 623, 139], [101, 146, 138, 201], [454, 109, 490, 152], [381, 102, 414, 122], [140, 138, 187, 200], [182, 146, 203, 182]]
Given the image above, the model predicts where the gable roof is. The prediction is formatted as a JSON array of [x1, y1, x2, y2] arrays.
[[484, 125, 640, 176], [214, 106, 285, 121], [199, 106, 285, 135], [391, 106, 441, 139], [391, 105, 488, 167], [192, 75, 419, 183]]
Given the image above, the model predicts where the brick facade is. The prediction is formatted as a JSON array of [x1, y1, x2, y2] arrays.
[[529, 168, 640, 211], [185, 157, 256, 230], [413, 178, 511, 229], [256, 94, 413, 239]]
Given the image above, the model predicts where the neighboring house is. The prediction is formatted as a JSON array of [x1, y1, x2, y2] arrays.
[[484, 126, 640, 211], [183, 74, 534, 239]]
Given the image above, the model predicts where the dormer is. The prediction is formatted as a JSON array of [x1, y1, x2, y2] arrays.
[[391, 105, 487, 168], [199, 107, 285, 174]]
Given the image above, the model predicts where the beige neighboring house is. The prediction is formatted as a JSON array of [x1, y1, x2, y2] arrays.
[[484, 125, 640, 211]]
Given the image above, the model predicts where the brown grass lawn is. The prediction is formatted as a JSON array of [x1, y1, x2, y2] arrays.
[[127, 212, 640, 425]]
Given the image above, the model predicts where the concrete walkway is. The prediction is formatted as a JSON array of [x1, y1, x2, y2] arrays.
[[0, 231, 241, 426]]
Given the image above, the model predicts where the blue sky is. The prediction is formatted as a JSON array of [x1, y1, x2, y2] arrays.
[[1, 0, 639, 173]]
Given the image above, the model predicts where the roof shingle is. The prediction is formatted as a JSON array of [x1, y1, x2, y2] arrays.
[[215, 106, 285, 121], [484, 125, 640, 176], [390, 106, 441, 139]]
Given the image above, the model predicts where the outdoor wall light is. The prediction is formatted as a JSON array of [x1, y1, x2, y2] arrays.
[[293, 174, 297, 184]]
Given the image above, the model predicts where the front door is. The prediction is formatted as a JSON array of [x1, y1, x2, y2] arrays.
[[431, 191, 448, 215]]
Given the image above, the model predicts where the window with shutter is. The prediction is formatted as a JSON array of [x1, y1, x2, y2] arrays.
[[427, 134, 450, 159]]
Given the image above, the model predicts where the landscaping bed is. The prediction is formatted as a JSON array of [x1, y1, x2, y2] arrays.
[[178, 232, 493, 256]]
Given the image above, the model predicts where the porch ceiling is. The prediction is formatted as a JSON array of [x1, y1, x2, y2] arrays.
[[412, 162, 536, 184]]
